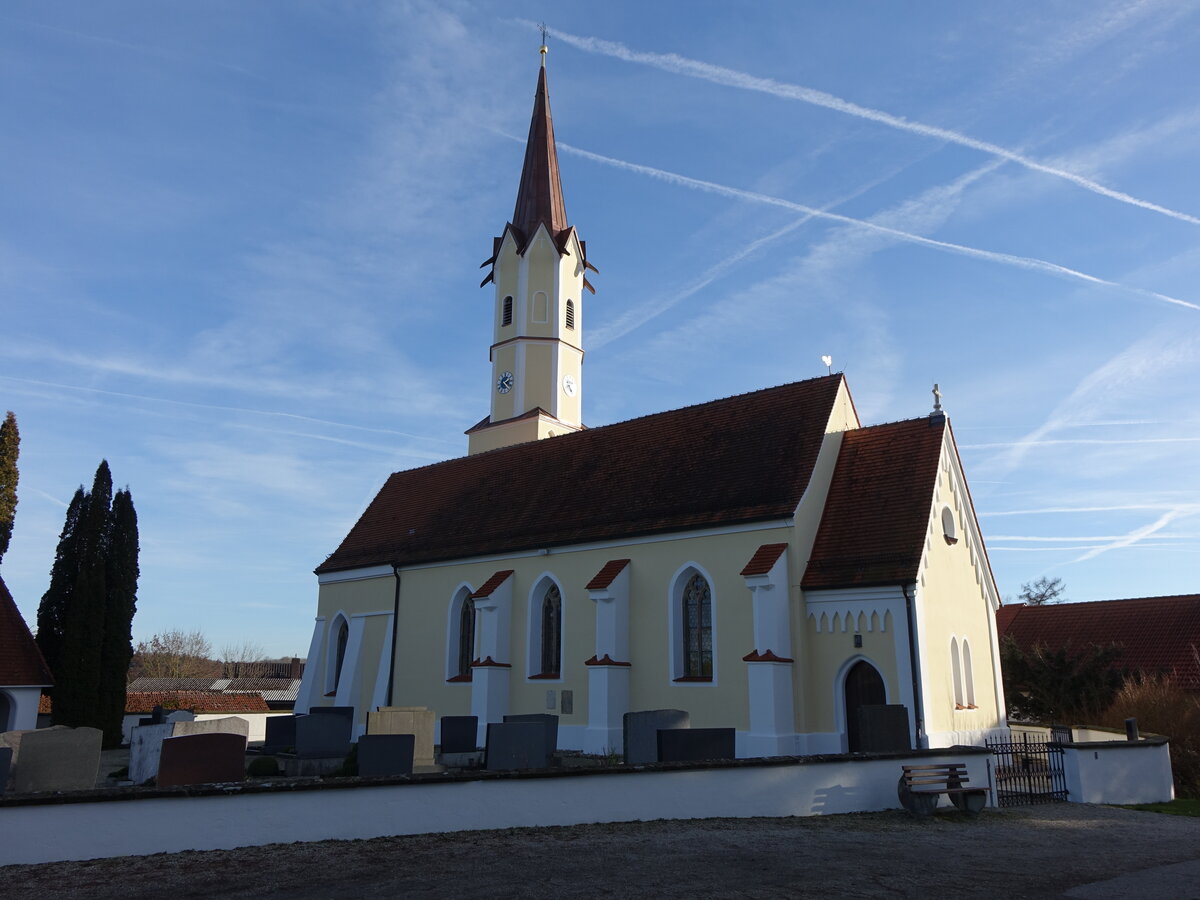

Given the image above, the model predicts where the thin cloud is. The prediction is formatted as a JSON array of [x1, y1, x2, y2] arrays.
[[982, 504, 1194, 516], [541, 25, 1200, 227], [559, 142, 1200, 312], [963, 436, 1200, 449], [1071, 509, 1185, 562]]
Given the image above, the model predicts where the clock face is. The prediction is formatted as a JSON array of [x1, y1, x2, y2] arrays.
[[496, 371, 514, 394], [562, 374, 577, 397]]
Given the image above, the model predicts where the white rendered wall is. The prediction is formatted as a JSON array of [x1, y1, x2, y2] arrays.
[[1, 686, 44, 732], [0, 750, 989, 865], [1062, 741, 1174, 805]]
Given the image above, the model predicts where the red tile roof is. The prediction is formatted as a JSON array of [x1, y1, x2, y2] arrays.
[[470, 570, 514, 600], [802, 417, 946, 590], [997, 595, 1200, 689], [124, 691, 271, 714], [586, 559, 631, 591], [0, 574, 53, 687], [318, 376, 844, 574], [741, 543, 788, 577]]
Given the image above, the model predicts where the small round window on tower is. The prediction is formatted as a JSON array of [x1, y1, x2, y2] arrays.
[[941, 506, 958, 545]]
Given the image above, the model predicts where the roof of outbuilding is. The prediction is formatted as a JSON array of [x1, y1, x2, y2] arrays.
[[317, 375, 845, 574], [802, 416, 947, 590], [124, 691, 271, 714], [997, 595, 1200, 690], [0, 573, 53, 687]]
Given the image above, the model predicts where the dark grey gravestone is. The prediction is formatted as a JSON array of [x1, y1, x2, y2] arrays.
[[503, 713, 558, 759], [157, 732, 247, 787], [855, 705, 911, 753], [440, 715, 478, 753], [295, 712, 352, 759], [357, 734, 415, 777], [310, 706, 355, 721], [486, 722, 549, 771], [0, 746, 10, 793], [657, 727, 735, 763], [624, 709, 690, 765], [263, 715, 297, 753], [150, 706, 166, 725]]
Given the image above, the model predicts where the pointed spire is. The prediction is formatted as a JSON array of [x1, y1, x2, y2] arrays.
[[512, 51, 568, 241]]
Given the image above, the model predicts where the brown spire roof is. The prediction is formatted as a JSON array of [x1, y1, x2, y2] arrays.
[[0, 573, 53, 686], [317, 376, 844, 574], [511, 63, 568, 243]]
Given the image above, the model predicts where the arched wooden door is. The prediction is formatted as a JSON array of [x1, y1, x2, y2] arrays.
[[844, 660, 886, 752]]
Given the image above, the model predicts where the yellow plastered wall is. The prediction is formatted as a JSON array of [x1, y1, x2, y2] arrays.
[[800, 609, 900, 734], [916, 442, 1005, 739]]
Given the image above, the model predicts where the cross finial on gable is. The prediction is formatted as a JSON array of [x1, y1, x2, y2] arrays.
[[932, 383, 942, 414]]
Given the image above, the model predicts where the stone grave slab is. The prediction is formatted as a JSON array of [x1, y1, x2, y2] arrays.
[[0, 746, 11, 793], [129, 723, 176, 785], [172, 716, 250, 739], [657, 727, 736, 763], [12, 726, 103, 793], [439, 715, 478, 753], [295, 712, 352, 759], [263, 714, 297, 753], [357, 734, 416, 777], [486, 722, 549, 771], [624, 709, 690, 765], [503, 713, 558, 760], [367, 708, 435, 766], [157, 732, 247, 788]]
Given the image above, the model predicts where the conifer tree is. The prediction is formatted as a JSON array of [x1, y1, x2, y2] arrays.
[[0, 410, 18, 564], [36, 487, 86, 678], [98, 488, 139, 745], [52, 461, 111, 730]]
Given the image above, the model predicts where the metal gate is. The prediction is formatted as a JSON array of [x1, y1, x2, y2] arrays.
[[985, 734, 1069, 807]]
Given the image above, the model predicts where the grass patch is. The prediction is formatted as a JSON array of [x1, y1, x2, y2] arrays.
[[1122, 798, 1200, 817]]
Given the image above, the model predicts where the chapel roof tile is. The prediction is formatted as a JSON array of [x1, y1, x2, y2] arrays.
[[0, 574, 53, 687], [586, 559, 631, 591], [997, 595, 1200, 689], [740, 543, 788, 577], [317, 375, 844, 574], [801, 416, 946, 590]]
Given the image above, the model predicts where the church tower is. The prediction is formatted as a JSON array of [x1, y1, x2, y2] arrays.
[[467, 45, 597, 456]]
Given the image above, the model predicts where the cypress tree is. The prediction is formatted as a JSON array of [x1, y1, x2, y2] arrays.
[[0, 410, 17, 564], [36, 487, 87, 679], [99, 488, 138, 746], [52, 461, 112, 729]]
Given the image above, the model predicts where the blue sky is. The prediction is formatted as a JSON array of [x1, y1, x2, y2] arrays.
[[3, 2, 1199, 658]]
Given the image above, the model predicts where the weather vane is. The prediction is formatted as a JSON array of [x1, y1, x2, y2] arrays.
[[539, 22, 548, 48]]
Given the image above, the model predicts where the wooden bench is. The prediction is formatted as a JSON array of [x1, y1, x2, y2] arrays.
[[897, 763, 988, 816]]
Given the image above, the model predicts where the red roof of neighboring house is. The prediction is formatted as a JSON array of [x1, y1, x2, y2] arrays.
[[0, 573, 53, 687], [586, 559, 631, 591], [124, 691, 271, 714], [318, 376, 844, 574], [802, 417, 947, 590], [997, 595, 1200, 689], [741, 543, 788, 577]]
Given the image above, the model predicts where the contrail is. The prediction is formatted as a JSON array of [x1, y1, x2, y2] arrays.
[[541, 25, 1200, 227], [559, 142, 1200, 312]]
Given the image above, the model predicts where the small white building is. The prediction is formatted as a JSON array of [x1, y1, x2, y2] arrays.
[[0, 573, 53, 732]]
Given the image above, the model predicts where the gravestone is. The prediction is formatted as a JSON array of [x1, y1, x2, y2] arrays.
[[129, 723, 176, 785], [157, 732, 247, 788], [624, 709, 690, 765], [172, 717, 250, 739], [657, 727, 735, 763], [486, 722, 549, 771], [440, 716, 478, 753], [263, 714, 297, 753], [855, 705, 911, 753], [11, 726, 103, 792], [0, 746, 10, 793], [310, 706, 355, 720], [503, 713, 558, 761], [357, 734, 416, 777], [367, 707, 435, 767], [295, 712, 353, 759]]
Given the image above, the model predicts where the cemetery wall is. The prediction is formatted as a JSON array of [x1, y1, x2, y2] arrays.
[[0, 748, 988, 865], [1061, 738, 1174, 804]]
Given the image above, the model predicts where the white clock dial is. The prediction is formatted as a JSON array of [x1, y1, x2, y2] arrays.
[[562, 374, 577, 397], [497, 371, 514, 394]]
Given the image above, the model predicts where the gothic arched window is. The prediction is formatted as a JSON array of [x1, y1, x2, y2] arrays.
[[540, 585, 562, 676], [681, 573, 713, 678], [333, 619, 349, 691], [457, 597, 476, 679]]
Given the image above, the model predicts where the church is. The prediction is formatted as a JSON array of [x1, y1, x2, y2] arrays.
[[296, 48, 1008, 756]]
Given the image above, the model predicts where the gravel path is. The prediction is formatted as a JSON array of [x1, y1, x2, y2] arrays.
[[5, 804, 1199, 898]]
